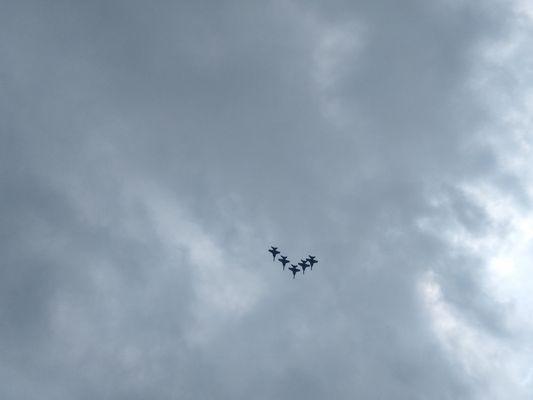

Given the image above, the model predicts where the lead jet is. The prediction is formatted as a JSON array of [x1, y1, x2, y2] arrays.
[[278, 255, 290, 270], [288, 264, 300, 279], [298, 259, 310, 274], [306, 255, 318, 270], [268, 246, 280, 261]]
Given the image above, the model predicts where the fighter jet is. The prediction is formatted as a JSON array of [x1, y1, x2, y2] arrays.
[[298, 259, 310, 274], [288, 264, 300, 279], [278, 255, 290, 270], [268, 246, 280, 261], [306, 255, 318, 270]]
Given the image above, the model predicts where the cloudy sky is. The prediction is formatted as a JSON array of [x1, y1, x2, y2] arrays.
[[2, 1, 533, 399]]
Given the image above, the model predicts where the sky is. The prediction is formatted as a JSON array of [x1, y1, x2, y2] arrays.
[[1, 1, 533, 399]]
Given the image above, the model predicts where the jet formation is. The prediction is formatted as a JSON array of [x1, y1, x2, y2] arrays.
[[268, 246, 319, 279]]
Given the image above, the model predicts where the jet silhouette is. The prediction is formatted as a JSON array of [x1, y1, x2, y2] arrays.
[[298, 259, 310, 274], [288, 264, 300, 279], [278, 255, 290, 270], [268, 246, 280, 261], [306, 255, 318, 270]]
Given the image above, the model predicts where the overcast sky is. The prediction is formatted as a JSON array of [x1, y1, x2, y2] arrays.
[[1, 1, 533, 399]]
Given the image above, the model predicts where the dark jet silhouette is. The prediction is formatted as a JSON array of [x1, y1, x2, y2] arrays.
[[278, 255, 290, 270], [306, 255, 318, 270], [298, 259, 310, 274], [288, 264, 300, 279], [268, 246, 280, 261]]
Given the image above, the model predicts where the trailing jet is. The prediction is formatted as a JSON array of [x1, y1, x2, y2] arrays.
[[306, 255, 318, 270], [288, 264, 300, 279], [268, 246, 280, 261], [278, 255, 290, 270], [298, 259, 310, 274]]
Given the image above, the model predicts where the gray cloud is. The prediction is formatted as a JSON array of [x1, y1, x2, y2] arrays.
[[1, 0, 531, 399]]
